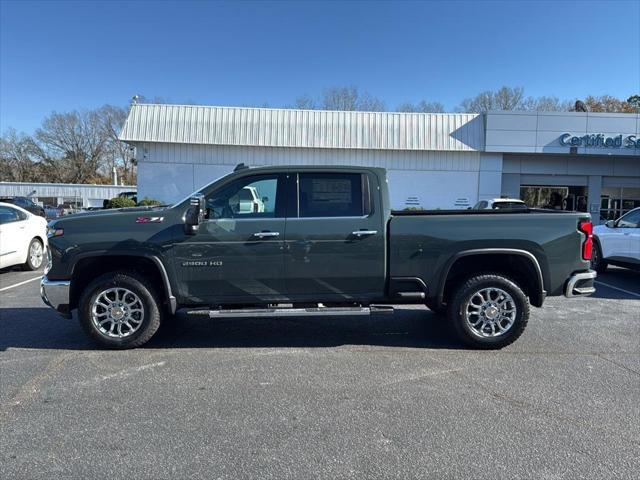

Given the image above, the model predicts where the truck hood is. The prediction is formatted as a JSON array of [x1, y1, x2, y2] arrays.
[[55, 206, 169, 220], [49, 206, 171, 229]]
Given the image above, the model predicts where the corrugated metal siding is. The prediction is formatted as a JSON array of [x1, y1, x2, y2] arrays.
[[0, 182, 135, 199], [121, 104, 484, 152], [138, 143, 482, 171]]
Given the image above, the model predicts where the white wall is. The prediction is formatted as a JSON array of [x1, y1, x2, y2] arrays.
[[136, 143, 500, 209]]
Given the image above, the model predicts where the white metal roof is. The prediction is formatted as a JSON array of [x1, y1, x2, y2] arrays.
[[120, 103, 484, 152]]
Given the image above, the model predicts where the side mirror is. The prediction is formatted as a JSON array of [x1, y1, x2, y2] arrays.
[[185, 193, 205, 235], [605, 220, 615, 228], [262, 196, 269, 204]]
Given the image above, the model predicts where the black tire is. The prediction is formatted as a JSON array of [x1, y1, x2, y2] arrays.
[[78, 272, 162, 349], [447, 274, 529, 349], [591, 241, 608, 273], [22, 238, 44, 271]]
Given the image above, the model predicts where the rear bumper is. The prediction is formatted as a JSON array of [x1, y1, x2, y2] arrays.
[[564, 270, 597, 298], [41, 277, 72, 318]]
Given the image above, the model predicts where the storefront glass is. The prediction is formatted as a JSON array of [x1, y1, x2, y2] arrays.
[[600, 187, 640, 221], [520, 186, 588, 212]]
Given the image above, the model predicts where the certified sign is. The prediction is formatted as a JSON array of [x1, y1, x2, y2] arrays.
[[559, 133, 639, 149]]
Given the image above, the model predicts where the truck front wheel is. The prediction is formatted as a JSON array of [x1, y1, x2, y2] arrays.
[[78, 272, 162, 349], [447, 274, 529, 349]]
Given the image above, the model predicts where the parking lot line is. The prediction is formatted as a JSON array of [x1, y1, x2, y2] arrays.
[[0, 275, 43, 293], [595, 281, 640, 299]]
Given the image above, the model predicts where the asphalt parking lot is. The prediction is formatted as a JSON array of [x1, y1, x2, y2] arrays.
[[1, 267, 639, 479]]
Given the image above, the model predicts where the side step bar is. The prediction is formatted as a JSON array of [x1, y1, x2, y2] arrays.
[[188, 305, 394, 319]]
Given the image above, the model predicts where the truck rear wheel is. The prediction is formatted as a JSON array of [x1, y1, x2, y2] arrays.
[[447, 274, 529, 349], [591, 242, 608, 273], [78, 272, 162, 349]]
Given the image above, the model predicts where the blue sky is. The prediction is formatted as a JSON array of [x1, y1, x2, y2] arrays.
[[1, 0, 639, 134]]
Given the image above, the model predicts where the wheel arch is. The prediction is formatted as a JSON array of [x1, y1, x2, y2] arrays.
[[69, 253, 176, 314], [438, 249, 546, 308]]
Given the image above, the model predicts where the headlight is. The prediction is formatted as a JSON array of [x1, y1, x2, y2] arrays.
[[47, 226, 64, 238]]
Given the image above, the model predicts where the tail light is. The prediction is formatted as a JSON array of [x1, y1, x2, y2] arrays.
[[579, 220, 593, 260]]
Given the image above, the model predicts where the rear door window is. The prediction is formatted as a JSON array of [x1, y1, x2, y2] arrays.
[[0, 206, 20, 224], [298, 173, 366, 217]]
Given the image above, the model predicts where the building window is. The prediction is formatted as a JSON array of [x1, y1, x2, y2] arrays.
[[520, 186, 588, 212], [600, 187, 640, 221]]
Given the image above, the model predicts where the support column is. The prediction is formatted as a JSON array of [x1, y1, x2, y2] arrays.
[[478, 153, 504, 201], [588, 175, 602, 224], [501, 173, 521, 199]]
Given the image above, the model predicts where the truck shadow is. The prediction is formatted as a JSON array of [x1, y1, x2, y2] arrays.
[[590, 268, 640, 300], [0, 307, 465, 351]]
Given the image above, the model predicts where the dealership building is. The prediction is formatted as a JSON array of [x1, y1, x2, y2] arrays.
[[120, 103, 639, 223]]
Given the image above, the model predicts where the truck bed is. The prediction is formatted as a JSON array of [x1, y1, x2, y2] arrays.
[[391, 208, 573, 216], [388, 210, 591, 298]]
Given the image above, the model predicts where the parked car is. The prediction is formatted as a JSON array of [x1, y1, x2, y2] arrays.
[[0, 196, 46, 217], [42, 165, 595, 350], [0, 202, 48, 270], [44, 204, 61, 219], [472, 198, 527, 210], [591, 207, 640, 272], [57, 203, 79, 216]]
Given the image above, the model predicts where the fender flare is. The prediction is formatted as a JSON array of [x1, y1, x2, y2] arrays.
[[437, 248, 546, 308], [70, 251, 177, 314]]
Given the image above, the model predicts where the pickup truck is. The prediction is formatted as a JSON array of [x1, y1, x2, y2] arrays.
[[41, 165, 596, 349]]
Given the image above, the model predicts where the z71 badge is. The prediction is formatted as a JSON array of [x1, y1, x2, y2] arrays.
[[181, 260, 223, 267]]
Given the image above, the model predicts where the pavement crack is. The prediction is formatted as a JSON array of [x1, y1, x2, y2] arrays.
[[595, 354, 640, 377]]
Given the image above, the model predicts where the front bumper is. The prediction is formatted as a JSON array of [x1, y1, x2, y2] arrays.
[[564, 270, 597, 298], [41, 277, 72, 318]]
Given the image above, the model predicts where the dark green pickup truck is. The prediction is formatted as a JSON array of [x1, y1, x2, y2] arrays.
[[42, 165, 596, 349]]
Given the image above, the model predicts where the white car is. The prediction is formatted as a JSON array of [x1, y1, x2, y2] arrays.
[[0, 202, 48, 271], [472, 198, 527, 210], [592, 207, 640, 273]]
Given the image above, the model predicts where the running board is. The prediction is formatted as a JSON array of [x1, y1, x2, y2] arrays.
[[188, 305, 394, 319]]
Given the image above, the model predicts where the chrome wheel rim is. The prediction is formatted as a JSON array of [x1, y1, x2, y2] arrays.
[[464, 287, 517, 338], [91, 288, 145, 338], [30, 241, 43, 268]]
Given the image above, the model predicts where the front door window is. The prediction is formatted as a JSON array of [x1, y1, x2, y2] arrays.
[[205, 175, 281, 219]]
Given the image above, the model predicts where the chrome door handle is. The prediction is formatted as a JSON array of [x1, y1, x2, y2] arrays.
[[253, 231, 280, 238], [352, 230, 377, 237]]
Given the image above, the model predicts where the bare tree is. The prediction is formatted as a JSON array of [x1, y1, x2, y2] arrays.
[[97, 105, 136, 184], [357, 92, 386, 112], [35, 110, 109, 184], [0, 129, 48, 182], [396, 100, 445, 113], [522, 96, 573, 112], [458, 86, 525, 112], [321, 86, 360, 110], [294, 94, 317, 110], [296, 86, 386, 111]]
